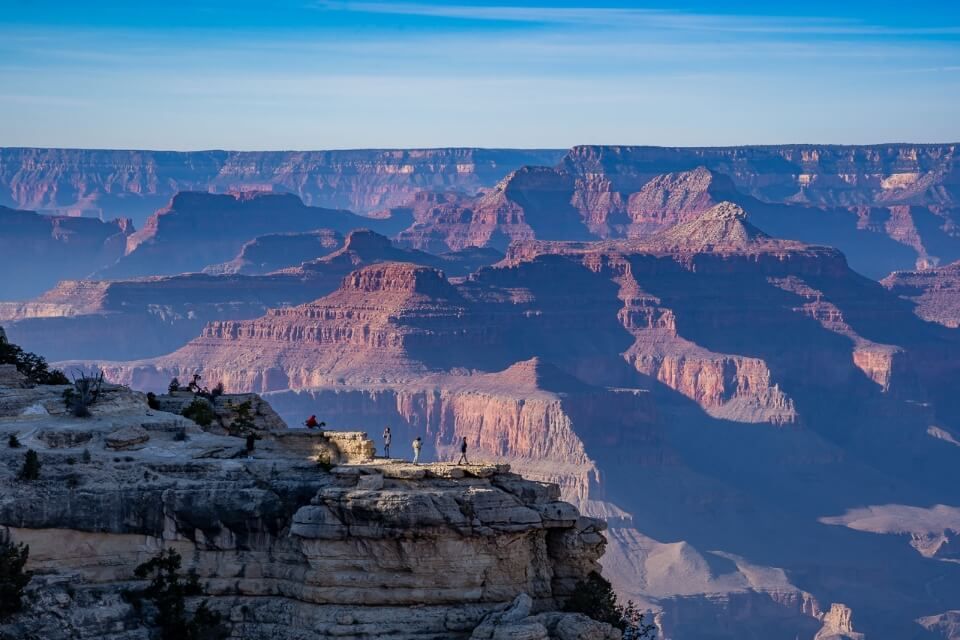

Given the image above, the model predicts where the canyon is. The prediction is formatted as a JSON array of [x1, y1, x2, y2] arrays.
[[64, 202, 960, 639], [4, 144, 960, 639], [4, 144, 957, 278]]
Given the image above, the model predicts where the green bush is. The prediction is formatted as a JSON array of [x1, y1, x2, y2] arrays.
[[17, 449, 41, 481], [0, 529, 31, 621], [131, 549, 227, 640], [146, 392, 160, 410], [228, 400, 255, 436], [0, 339, 67, 385], [7, 434, 20, 449], [181, 399, 216, 428], [564, 571, 656, 638]]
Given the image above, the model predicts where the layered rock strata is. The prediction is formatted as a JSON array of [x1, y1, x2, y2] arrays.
[[0, 378, 614, 640], [1, 230, 494, 361], [882, 260, 960, 327], [0, 147, 565, 223]]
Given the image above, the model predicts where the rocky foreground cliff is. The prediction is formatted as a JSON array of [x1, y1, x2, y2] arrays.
[[0, 366, 620, 640]]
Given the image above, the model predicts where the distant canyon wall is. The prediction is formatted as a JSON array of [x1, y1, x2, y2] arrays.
[[0, 147, 567, 223], [2, 144, 954, 226]]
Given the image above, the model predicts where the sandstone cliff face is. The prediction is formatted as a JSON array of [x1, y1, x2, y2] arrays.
[[562, 145, 960, 275], [0, 378, 614, 640], [399, 145, 960, 276], [0, 205, 132, 300], [0, 272, 333, 361], [0, 147, 566, 224], [882, 260, 960, 328], [2, 230, 495, 362], [396, 166, 590, 252], [560, 144, 959, 209]]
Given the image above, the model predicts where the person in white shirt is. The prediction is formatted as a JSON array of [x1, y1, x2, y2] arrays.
[[382, 426, 392, 458], [412, 436, 423, 465]]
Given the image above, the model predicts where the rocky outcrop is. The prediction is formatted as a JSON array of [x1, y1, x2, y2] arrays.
[[918, 610, 960, 640], [293, 228, 503, 279], [203, 229, 344, 275], [621, 167, 740, 237], [0, 374, 613, 639], [0, 205, 132, 300], [882, 260, 960, 327], [396, 166, 590, 253], [153, 389, 287, 434], [471, 594, 621, 640], [814, 604, 863, 640], [648, 201, 778, 252]]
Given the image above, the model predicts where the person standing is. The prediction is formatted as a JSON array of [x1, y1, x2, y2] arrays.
[[412, 436, 423, 465], [457, 436, 469, 465], [382, 426, 392, 458]]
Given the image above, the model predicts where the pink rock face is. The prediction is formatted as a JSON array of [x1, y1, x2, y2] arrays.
[[882, 260, 960, 328]]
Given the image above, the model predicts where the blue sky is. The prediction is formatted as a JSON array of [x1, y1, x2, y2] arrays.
[[1, 0, 958, 149]]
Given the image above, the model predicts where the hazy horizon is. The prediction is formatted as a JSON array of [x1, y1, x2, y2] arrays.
[[4, 140, 960, 153]]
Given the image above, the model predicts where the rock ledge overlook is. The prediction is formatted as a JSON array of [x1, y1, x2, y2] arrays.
[[0, 371, 619, 640]]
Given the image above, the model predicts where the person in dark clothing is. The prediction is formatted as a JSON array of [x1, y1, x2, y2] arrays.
[[457, 437, 469, 465], [382, 426, 392, 458]]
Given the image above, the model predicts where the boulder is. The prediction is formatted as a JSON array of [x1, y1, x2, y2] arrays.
[[105, 425, 149, 450]]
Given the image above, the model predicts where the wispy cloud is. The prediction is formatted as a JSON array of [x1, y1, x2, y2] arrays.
[[1, 1, 958, 148], [316, 1, 960, 36]]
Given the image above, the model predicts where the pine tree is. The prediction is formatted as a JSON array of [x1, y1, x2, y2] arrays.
[[0, 529, 31, 620], [17, 449, 40, 481]]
